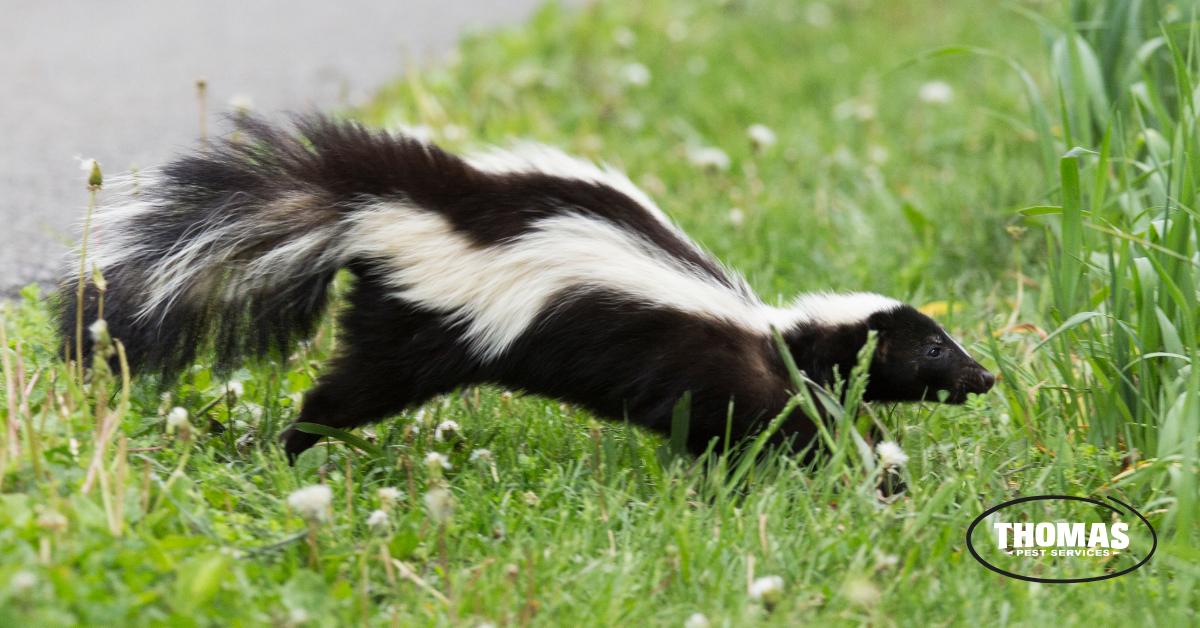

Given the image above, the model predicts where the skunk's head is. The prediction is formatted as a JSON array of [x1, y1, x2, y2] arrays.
[[863, 305, 994, 404]]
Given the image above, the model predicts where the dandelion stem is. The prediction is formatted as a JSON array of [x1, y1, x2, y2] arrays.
[[0, 314, 17, 483], [75, 187, 97, 390]]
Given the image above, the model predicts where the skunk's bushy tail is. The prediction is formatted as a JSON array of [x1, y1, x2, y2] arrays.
[[57, 114, 462, 380]]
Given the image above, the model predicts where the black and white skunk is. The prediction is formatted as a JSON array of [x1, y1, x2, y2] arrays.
[[59, 115, 994, 461]]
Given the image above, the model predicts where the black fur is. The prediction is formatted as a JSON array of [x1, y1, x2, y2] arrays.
[[56, 115, 994, 463]]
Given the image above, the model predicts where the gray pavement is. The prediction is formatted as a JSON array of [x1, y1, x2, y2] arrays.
[[1, 0, 549, 298]]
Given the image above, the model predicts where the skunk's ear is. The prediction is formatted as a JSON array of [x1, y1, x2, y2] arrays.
[[866, 309, 895, 331]]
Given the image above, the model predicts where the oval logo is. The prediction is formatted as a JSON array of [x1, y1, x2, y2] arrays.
[[966, 495, 1156, 583]]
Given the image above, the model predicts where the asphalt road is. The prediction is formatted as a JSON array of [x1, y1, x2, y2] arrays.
[[0, 0, 549, 298]]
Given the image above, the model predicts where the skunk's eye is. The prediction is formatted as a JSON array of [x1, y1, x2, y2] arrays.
[[926, 347, 943, 358]]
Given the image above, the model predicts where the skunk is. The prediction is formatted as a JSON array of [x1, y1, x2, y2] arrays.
[[58, 115, 994, 461]]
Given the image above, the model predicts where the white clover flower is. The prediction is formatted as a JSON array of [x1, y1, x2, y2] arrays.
[[747, 124, 776, 149], [424, 486, 455, 523], [288, 484, 333, 520], [687, 146, 730, 171], [167, 406, 189, 428], [684, 612, 710, 628], [806, 3, 833, 27], [222, 381, 244, 398], [470, 448, 493, 462], [919, 80, 954, 105], [728, 208, 745, 227], [613, 26, 636, 48], [378, 487, 401, 503], [521, 491, 540, 506], [425, 451, 452, 470], [367, 509, 390, 528], [876, 441, 909, 468], [10, 571, 36, 593], [88, 319, 108, 342], [748, 575, 784, 602], [434, 420, 461, 442], [620, 62, 652, 87]]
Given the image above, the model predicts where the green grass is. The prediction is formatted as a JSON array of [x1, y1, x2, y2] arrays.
[[1, 0, 1198, 625]]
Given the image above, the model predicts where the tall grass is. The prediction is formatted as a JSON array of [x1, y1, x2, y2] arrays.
[[978, 0, 1200, 558]]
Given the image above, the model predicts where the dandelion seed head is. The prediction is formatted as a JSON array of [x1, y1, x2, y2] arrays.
[[873, 549, 899, 570], [620, 62, 651, 86], [747, 124, 776, 149], [87, 319, 108, 343], [919, 80, 954, 105], [667, 21, 688, 42], [9, 571, 36, 593], [749, 575, 784, 602], [288, 607, 310, 624], [424, 486, 455, 523], [854, 102, 877, 121], [36, 510, 68, 532], [424, 451, 452, 470], [378, 487, 401, 503], [287, 484, 332, 520], [434, 420, 461, 442], [876, 441, 909, 468], [806, 3, 833, 27], [223, 381, 244, 398], [613, 26, 635, 48], [728, 208, 745, 226], [844, 577, 880, 607], [687, 146, 730, 171], [685, 613, 710, 628], [229, 93, 254, 111], [167, 407, 188, 428], [470, 448, 493, 462], [367, 509, 390, 528]]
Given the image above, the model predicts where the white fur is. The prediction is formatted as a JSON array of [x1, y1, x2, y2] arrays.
[[465, 143, 676, 230], [349, 202, 767, 359], [768, 292, 904, 330], [347, 202, 904, 360]]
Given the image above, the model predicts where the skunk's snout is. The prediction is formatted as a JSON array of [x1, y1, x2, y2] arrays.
[[968, 369, 995, 395]]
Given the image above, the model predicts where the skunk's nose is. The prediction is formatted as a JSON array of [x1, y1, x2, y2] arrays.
[[977, 369, 995, 393]]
